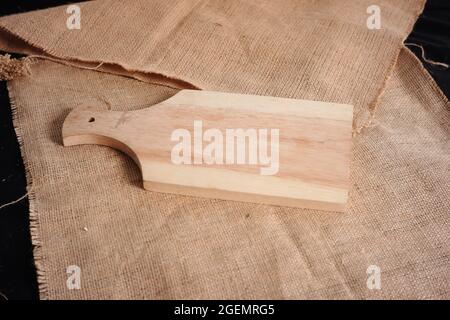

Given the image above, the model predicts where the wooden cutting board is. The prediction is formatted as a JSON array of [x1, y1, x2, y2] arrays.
[[62, 90, 353, 212]]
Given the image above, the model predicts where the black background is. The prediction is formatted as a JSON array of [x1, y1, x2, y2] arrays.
[[0, 0, 449, 300]]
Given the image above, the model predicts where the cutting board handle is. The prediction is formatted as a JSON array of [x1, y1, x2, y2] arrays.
[[62, 105, 143, 168]]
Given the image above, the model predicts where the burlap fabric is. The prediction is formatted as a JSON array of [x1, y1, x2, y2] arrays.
[[1, 0, 448, 299]]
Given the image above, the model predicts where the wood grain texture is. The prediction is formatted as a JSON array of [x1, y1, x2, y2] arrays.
[[62, 90, 353, 212]]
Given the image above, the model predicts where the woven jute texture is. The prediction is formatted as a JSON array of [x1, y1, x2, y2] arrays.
[[0, 0, 426, 129], [2, 0, 449, 299]]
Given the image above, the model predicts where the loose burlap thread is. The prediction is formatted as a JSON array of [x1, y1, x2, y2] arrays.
[[1, 0, 449, 299]]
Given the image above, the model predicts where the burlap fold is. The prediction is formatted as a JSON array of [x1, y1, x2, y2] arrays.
[[0, 0, 425, 129]]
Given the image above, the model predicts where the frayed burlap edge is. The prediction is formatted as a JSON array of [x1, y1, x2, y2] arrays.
[[354, 0, 427, 134], [0, 54, 32, 80], [0, 25, 200, 91], [6, 82, 49, 300], [403, 46, 450, 105]]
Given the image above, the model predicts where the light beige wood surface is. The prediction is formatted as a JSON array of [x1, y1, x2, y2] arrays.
[[62, 90, 353, 212]]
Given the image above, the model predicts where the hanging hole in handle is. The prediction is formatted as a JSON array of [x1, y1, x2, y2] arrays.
[[88, 117, 95, 123]]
